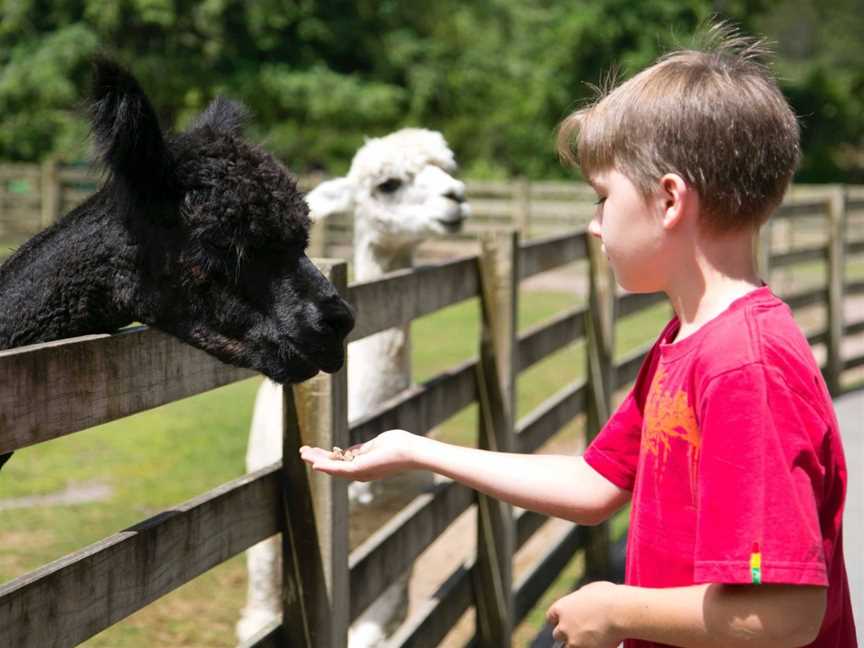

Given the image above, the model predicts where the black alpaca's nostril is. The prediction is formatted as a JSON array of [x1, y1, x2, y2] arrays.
[[322, 297, 355, 338], [444, 190, 465, 204]]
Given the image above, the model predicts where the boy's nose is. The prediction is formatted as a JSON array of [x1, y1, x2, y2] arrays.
[[588, 216, 602, 239]]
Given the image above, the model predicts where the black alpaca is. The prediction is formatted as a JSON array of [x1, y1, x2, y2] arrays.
[[0, 60, 355, 470]]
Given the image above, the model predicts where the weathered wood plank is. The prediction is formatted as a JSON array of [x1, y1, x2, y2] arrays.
[[40, 160, 60, 228], [0, 464, 282, 648], [357, 508, 586, 648], [615, 344, 653, 390], [529, 201, 594, 219], [0, 162, 43, 178], [846, 319, 864, 337], [349, 358, 477, 446], [362, 507, 561, 648], [770, 245, 828, 269], [349, 479, 474, 622], [513, 524, 584, 624], [465, 180, 517, 195], [516, 382, 587, 455], [826, 189, 846, 394], [847, 239, 864, 256], [807, 329, 828, 347], [57, 167, 97, 184], [474, 231, 518, 646], [518, 231, 588, 280], [517, 306, 586, 373], [843, 353, 864, 371], [774, 201, 827, 219], [847, 280, 864, 296], [584, 236, 615, 581], [281, 260, 350, 648], [386, 561, 475, 648], [0, 326, 254, 454], [617, 291, 667, 319], [61, 188, 96, 209], [468, 198, 516, 215], [346, 256, 479, 342], [516, 509, 549, 550], [783, 286, 828, 310], [529, 181, 593, 198]]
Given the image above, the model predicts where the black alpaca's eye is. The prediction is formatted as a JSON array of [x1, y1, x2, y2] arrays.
[[376, 178, 402, 194]]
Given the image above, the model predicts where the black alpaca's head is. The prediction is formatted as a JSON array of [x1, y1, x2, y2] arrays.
[[91, 59, 354, 383]]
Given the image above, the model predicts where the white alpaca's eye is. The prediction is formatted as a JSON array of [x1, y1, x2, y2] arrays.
[[376, 178, 402, 194]]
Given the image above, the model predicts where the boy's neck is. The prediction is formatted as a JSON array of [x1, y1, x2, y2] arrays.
[[665, 227, 762, 343]]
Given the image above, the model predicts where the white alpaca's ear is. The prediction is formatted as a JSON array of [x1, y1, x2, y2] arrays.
[[305, 177, 354, 222]]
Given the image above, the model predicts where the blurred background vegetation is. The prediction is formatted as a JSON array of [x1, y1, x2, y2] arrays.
[[0, 0, 862, 182]]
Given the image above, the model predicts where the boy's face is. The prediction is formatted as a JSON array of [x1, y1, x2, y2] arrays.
[[587, 169, 669, 293]]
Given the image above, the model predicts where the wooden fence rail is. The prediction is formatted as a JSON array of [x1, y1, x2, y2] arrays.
[[5, 162, 862, 258], [1, 180, 864, 647]]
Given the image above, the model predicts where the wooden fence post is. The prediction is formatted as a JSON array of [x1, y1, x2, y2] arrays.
[[513, 178, 532, 239], [299, 172, 327, 258], [473, 229, 518, 646], [584, 233, 616, 580], [40, 160, 61, 229], [308, 217, 328, 259], [826, 186, 847, 396], [280, 259, 350, 648]]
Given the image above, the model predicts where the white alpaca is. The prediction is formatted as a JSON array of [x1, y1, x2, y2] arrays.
[[238, 129, 470, 646]]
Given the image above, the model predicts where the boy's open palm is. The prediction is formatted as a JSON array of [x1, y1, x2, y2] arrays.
[[299, 429, 417, 481]]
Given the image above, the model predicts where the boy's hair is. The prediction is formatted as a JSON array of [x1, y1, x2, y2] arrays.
[[557, 22, 800, 232]]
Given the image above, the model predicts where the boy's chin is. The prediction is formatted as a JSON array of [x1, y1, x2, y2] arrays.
[[617, 276, 663, 294]]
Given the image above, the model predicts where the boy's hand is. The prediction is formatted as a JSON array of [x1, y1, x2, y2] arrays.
[[299, 429, 420, 481], [546, 581, 622, 648]]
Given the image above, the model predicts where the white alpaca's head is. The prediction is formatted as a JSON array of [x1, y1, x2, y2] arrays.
[[305, 129, 470, 251]]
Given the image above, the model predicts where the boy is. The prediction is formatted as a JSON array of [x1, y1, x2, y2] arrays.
[[300, 23, 857, 647]]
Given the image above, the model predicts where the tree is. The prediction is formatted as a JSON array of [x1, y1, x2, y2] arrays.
[[0, 1, 860, 181]]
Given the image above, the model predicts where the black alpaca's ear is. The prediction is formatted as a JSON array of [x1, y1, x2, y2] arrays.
[[89, 57, 175, 205], [189, 96, 248, 136]]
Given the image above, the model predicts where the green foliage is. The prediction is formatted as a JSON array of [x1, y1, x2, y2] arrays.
[[0, 1, 860, 180], [754, 0, 864, 182]]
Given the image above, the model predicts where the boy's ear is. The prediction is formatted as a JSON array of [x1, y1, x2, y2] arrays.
[[305, 177, 355, 221], [659, 173, 691, 231]]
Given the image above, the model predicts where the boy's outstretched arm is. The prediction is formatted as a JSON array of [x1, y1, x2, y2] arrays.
[[547, 580, 826, 648], [299, 429, 630, 525]]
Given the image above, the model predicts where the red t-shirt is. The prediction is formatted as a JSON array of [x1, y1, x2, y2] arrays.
[[584, 287, 856, 647]]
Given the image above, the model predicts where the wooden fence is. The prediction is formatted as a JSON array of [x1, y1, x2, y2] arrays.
[[0, 163, 602, 259], [1, 175, 864, 646], [2, 160, 862, 255]]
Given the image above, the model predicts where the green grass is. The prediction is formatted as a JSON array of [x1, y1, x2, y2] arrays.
[[0, 289, 670, 647]]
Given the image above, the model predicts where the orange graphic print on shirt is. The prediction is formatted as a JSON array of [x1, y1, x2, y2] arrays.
[[642, 364, 701, 498]]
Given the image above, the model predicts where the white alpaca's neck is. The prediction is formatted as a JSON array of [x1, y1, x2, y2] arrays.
[[348, 225, 415, 420], [353, 229, 413, 281]]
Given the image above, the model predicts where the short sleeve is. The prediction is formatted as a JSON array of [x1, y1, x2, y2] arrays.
[[583, 390, 643, 490], [583, 334, 666, 491], [693, 363, 829, 586]]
